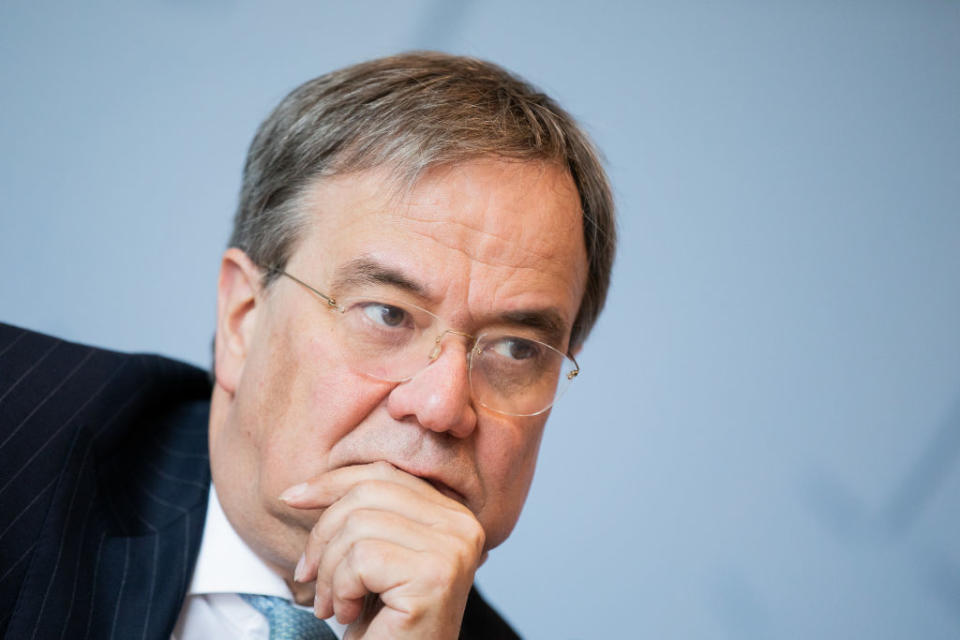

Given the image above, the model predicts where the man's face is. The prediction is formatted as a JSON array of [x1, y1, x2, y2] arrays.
[[210, 158, 588, 572]]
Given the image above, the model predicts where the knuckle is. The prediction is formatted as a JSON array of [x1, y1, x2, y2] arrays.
[[449, 510, 486, 554], [308, 519, 328, 545], [468, 522, 486, 556], [346, 478, 389, 503], [344, 482, 369, 502], [349, 538, 386, 569], [343, 508, 375, 533], [370, 460, 395, 476], [422, 553, 460, 588]]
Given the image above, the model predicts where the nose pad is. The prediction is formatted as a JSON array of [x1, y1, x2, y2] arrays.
[[429, 328, 473, 362], [387, 330, 478, 438]]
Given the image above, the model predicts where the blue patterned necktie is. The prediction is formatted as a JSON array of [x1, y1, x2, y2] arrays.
[[240, 593, 337, 640]]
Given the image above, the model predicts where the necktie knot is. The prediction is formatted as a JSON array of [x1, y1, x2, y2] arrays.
[[240, 593, 336, 640]]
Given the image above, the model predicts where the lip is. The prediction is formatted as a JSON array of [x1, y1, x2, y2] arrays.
[[423, 477, 468, 504], [370, 458, 470, 506]]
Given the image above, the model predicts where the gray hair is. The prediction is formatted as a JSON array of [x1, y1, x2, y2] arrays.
[[230, 51, 615, 348]]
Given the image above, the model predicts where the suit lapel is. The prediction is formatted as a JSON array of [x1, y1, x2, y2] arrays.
[[4, 353, 211, 640], [89, 495, 207, 640]]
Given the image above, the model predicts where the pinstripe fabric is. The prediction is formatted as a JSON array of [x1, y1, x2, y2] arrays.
[[0, 323, 520, 640], [0, 323, 212, 640]]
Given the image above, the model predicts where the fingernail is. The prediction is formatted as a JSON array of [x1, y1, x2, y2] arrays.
[[294, 553, 307, 582], [280, 483, 308, 502]]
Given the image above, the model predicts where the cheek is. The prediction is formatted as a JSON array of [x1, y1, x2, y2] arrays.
[[476, 416, 547, 548], [254, 329, 388, 494]]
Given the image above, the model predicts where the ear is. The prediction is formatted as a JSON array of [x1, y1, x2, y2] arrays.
[[214, 248, 263, 395]]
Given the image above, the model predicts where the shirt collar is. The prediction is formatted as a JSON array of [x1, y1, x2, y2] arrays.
[[185, 483, 349, 638], [186, 482, 295, 599]]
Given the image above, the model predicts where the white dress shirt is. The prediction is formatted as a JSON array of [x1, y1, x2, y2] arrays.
[[171, 484, 347, 639]]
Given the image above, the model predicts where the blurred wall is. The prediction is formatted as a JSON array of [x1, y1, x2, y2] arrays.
[[2, 2, 959, 638]]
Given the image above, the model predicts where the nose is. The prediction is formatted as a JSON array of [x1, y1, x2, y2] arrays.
[[385, 336, 478, 438]]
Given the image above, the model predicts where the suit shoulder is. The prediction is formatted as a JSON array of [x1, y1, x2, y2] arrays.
[[0, 323, 212, 632], [0, 321, 211, 484]]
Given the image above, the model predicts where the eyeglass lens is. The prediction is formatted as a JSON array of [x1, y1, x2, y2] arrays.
[[334, 297, 576, 416]]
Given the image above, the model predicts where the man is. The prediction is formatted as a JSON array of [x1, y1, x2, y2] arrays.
[[0, 52, 615, 639]]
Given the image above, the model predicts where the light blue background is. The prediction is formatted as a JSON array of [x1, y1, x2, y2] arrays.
[[2, 2, 959, 638]]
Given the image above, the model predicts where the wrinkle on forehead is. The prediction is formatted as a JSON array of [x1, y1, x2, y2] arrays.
[[395, 160, 585, 272], [293, 158, 588, 329], [398, 215, 576, 272]]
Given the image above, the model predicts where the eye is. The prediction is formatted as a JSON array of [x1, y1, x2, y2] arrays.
[[361, 302, 410, 328], [490, 337, 542, 361]]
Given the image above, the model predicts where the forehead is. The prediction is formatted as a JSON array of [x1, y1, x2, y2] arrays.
[[289, 159, 588, 330]]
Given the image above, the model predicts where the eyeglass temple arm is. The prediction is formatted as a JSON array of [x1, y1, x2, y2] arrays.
[[268, 265, 581, 379], [567, 352, 580, 379], [266, 267, 339, 308]]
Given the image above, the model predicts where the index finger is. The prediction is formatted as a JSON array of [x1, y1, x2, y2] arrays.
[[278, 460, 435, 509]]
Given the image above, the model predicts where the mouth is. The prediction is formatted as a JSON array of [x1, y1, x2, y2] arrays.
[[424, 477, 467, 505], [339, 458, 472, 507]]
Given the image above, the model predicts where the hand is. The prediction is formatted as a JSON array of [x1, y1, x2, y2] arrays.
[[279, 461, 486, 640]]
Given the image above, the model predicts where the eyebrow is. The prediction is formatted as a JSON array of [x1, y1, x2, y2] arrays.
[[331, 256, 571, 348], [499, 309, 569, 350], [330, 257, 429, 298]]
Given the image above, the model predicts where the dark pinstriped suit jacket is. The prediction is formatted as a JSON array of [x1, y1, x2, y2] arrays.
[[0, 323, 519, 640]]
